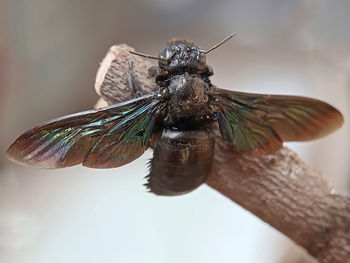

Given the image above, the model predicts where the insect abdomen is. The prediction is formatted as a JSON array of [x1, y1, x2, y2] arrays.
[[146, 129, 214, 195]]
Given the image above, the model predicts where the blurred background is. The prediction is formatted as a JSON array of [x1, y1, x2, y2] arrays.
[[0, 0, 349, 262]]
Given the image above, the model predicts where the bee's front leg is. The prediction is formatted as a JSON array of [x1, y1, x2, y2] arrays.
[[126, 61, 145, 98]]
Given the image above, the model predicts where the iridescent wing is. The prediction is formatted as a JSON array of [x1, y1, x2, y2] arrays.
[[7, 93, 162, 168], [216, 88, 344, 154]]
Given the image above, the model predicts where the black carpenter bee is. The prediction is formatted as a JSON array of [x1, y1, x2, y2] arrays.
[[7, 34, 343, 195]]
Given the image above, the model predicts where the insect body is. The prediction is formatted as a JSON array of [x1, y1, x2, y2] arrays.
[[7, 35, 344, 196]]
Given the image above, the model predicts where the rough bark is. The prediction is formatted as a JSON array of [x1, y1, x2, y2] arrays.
[[206, 140, 350, 263], [94, 44, 157, 108]]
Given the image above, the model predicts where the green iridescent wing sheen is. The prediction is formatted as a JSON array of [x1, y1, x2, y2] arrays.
[[7, 94, 161, 168], [216, 88, 344, 154]]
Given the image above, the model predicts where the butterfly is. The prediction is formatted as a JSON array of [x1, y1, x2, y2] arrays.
[[7, 35, 344, 196]]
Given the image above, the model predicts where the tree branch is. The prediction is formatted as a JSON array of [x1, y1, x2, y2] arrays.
[[206, 141, 350, 263], [95, 44, 350, 262]]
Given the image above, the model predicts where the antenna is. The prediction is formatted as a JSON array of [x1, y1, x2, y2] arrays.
[[130, 49, 179, 62], [200, 33, 236, 54], [129, 50, 167, 61]]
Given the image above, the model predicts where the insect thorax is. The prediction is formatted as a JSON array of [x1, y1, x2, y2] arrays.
[[152, 40, 216, 128], [161, 73, 214, 128]]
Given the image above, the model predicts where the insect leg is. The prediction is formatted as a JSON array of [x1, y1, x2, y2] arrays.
[[126, 61, 145, 98]]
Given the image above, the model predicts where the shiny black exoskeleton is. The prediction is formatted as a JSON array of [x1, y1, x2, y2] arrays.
[[143, 39, 219, 195], [150, 39, 216, 129]]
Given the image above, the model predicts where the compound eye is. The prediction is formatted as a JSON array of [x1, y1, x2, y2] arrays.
[[160, 48, 178, 67], [198, 52, 206, 68], [159, 48, 167, 60], [160, 48, 175, 60]]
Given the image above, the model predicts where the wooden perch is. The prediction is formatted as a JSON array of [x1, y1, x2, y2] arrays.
[[206, 141, 350, 263], [95, 44, 350, 263]]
